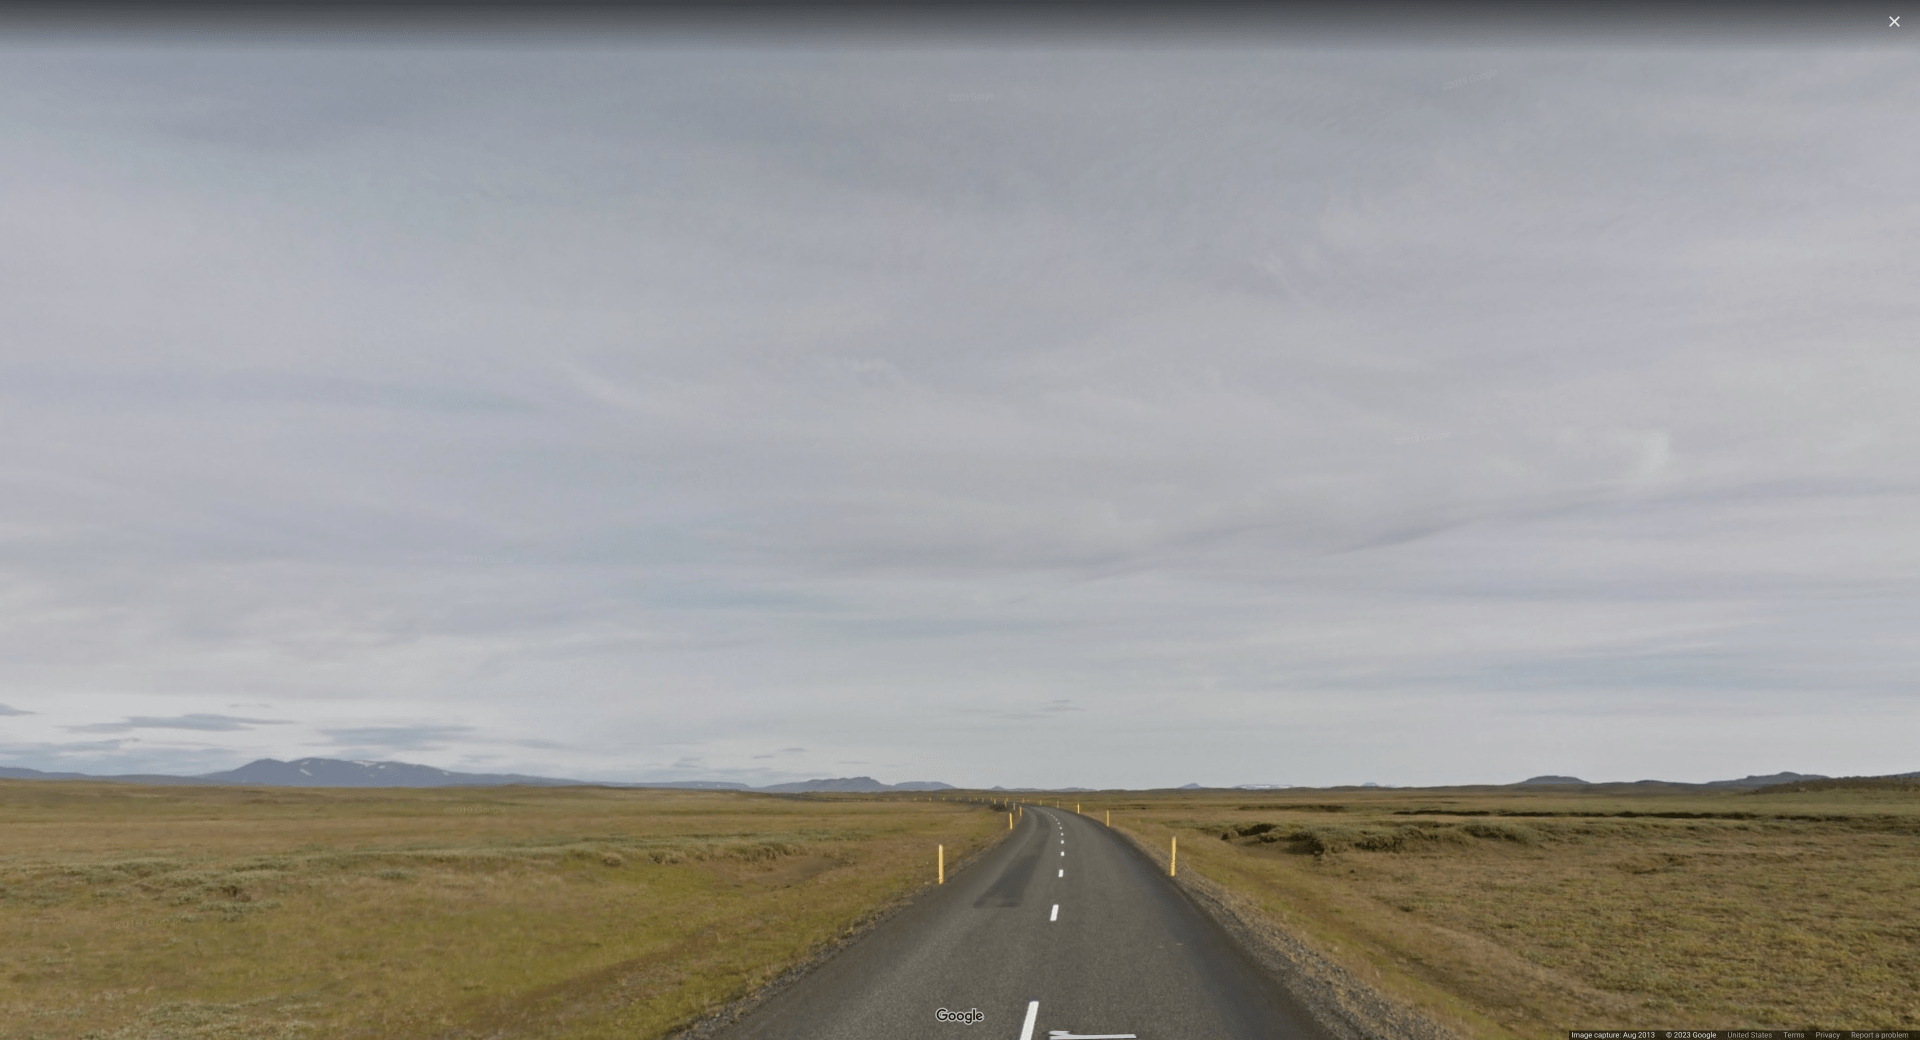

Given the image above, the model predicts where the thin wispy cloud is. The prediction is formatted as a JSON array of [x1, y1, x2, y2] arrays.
[[0, 739, 131, 756], [318, 726, 474, 751], [69, 714, 294, 734]]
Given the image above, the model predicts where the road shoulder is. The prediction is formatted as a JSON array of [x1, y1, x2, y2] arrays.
[[1110, 825, 1468, 1040], [666, 822, 1018, 1040]]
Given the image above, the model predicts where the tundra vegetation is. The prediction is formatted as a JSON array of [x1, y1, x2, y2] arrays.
[[0, 782, 1003, 1040], [1103, 779, 1920, 1039]]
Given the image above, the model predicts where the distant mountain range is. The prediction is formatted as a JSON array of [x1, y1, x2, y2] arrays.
[[758, 776, 954, 793], [3, 757, 1909, 792], [0, 758, 956, 793], [1515, 771, 1839, 788]]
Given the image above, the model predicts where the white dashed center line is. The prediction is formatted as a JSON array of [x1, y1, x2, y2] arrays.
[[1058, 868, 1064, 877], [1019, 1000, 1040, 1040], [1050, 904, 1059, 921]]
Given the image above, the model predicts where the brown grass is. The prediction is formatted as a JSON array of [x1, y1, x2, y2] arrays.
[[0, 782, 1004, 1040], [1102, 785, 1920, 1039]]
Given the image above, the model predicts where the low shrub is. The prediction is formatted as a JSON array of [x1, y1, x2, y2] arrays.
[[1463, 821, 1539, 844]]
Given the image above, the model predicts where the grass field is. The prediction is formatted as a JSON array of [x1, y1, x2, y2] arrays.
[[9, 778, 1913, 1040], [0, 781, 1005, 1040], [1102, 782, 1920, 1039]]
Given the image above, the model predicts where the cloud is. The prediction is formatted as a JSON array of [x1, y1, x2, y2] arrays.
[[0, 704, 35, 716], [318, 725, 473, 750], [949, 702, 1085, 722], [0, 739, 131, 756], [512, 737, 568, 750], [68, 713, 294, 733], [0, 44, 1914, 788]]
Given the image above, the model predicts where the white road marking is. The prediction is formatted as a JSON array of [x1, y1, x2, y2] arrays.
[[1048, 1033, 1137, 1039], [1050, 903, 1059, 921], [1058, 868, 1064, 877], [1060, 850, 1065, 856], [1019, 1000, 1040, 1040]]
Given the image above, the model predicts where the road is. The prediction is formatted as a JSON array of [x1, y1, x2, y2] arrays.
[[713, 805, 1330, 1040]]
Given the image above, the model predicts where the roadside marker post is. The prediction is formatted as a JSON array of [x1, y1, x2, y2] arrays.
[[1009, 812, 1014, 829], [1170, 837, 1177, 877], [939, 844, 945, 885], [1105, 810, 1109, 826]]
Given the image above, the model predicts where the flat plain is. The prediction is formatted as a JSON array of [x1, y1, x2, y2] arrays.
[[1102, 781, 1920, 1040], [8, 779, 1914, 1040], [0, 782, 1003, 1040]]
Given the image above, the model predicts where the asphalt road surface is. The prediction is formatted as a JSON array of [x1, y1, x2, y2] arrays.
[[714, 806, 1330, 1040]]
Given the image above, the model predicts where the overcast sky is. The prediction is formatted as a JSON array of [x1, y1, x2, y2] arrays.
[[1, 20, 1916, 787]]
